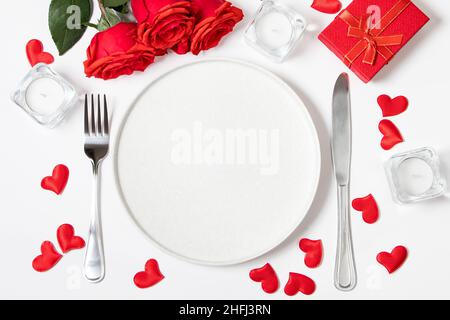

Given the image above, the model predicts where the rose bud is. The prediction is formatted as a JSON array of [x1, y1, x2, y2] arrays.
[[190, 0, 243, 55], [132, 0, 196, 55], [84, 22, 156, 80]]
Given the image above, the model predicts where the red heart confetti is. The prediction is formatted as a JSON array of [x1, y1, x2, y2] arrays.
[[32, 241, 63, 272], [352, 194, 379, 224], [379, 120, 404, 150], [57, 224, 85, 254], [377, 95, 409, 117], [249, 263, 279, 294], [377, 246, 408, 274], [134, 259, 165, 289], [26, 39, 54, 67], [299, 239, 323, 268], [311, 0, 342, 14], [41, 164, 69, 195], [284, 273, 316, 296]]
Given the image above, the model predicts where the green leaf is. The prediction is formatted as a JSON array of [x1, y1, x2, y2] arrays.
[[97, 7, 121, 31], [103, 0, 129, 8], [49, 0, 93, 55]]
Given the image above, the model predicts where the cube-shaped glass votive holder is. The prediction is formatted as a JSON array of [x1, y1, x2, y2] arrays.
[[11, 63, 79, 128], [385, 147, 446, 204], [244, 1, 307, 62]]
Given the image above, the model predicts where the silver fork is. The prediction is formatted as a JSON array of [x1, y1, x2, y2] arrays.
[[83, 94, 109, 283]]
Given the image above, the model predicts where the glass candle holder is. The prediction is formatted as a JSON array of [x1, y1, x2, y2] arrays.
[[385, 147, 447, 204], [11, 63, 79, 128], [244, 1, 307, 62]]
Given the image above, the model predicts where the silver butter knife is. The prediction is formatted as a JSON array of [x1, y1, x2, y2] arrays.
[[331, 73, 357, 291]]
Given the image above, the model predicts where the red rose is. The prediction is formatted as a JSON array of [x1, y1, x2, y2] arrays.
[[132, 0, 196, 54], [190, 0, 243, 55], [84, 22, 156, 80]]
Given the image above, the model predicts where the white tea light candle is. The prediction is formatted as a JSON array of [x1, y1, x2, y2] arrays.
[[25, 77, 65, 115], [11, 63, 79, 128], [397, 157, 434, 196], [244, 1, 306, 62], [256, 10, 293, 49], [385, 147, 446, 204]]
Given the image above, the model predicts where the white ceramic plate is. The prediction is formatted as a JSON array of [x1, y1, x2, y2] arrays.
[[115, 59, 321, 265]]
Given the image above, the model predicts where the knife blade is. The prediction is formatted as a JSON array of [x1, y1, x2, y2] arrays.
[[331, 73, 357, 291], [332, 73, 351, 185]]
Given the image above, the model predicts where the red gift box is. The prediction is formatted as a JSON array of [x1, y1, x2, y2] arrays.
[[318, 0, 429, 83]]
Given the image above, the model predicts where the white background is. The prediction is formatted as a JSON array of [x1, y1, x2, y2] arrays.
[[1, 0, 449, 299]]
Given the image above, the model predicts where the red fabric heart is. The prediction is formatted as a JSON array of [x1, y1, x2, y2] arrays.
[[249, 263, 279, 294], [284, 272, 316, 296], [134, 259, 165, 289], [26, 39, 54, 67], [377, 95, 408, 117], [379, 120, 403, 150], [352, 194, 379, 224], [32, 241, 63, 272], [311, 0, 342, 14], [57, 224, 85, 253], [377, 246, 408, 274], [299, 239, 323, 268], [41, 164, 69, 195]]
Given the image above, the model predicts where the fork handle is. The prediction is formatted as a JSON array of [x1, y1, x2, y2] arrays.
[[334, 184, 357, 291], [84, 163, 105, 283]]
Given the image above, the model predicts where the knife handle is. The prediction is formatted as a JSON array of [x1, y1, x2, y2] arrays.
[[334, 184, 357, 291]]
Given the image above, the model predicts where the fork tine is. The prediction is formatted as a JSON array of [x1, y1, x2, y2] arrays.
[[103, 95, 109, 135], [97, 94, 102, 135], [84, 94, 89, 135], [91, 94, 96, 135]]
